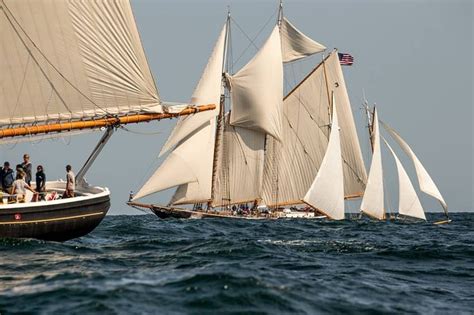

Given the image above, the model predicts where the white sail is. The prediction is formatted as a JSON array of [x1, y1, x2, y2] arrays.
[[0, 0, 161, 126], [226, 26, 283, 141], [280, 17, 326, 63], [212, 115, 266, 206], [133, 122, 214, 201], [360, 109, 385, 219], [159, 23, 227, 156], [262, 51, 367, 206], [382, 122, 448, 212], [383, 138, 426, 220], [303, 94, 344, 220], [169, 119, 216, 205]]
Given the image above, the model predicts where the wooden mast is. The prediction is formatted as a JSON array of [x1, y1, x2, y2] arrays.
[[0, 104, 215, 140], [209, 10, 231, 208]]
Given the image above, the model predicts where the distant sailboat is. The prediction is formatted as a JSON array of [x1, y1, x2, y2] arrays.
[[129, 4, 368, 219], [0, 0, 215, 240], [360, 107, 450, 223]]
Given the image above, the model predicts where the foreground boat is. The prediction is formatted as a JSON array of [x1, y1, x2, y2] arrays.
[[0, 0, 215, 240], [0, 181, 110, 241]]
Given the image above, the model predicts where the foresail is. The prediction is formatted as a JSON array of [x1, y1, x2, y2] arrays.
[[0, 0, 160, 127], [226, 26, 283, 141], [133, 122, 214, 201], [159, 23, 227, 156], [383, 138, 426, 220], [212, 115, 265, 206], [303, 95, 344, 220], [280, 17, 326, 63], [360, 109, 385, 220], [169, 120, 216, 205], [382, 122, 448, 212]]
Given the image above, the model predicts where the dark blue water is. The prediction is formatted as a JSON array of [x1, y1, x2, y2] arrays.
[[1, 213, 473, 314]]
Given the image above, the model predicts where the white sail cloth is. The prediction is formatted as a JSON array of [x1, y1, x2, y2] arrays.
[[0, 0, 160, 126], [133, 24, 227, 202], [212, 116, 266, 206], [133, 122, 214, 201], [226, 26, 283, 141], [360, 109, 385, 220], [262, 51, 367, 206], [383, 138, 426, 220], [280, 17, 326, 63], [382, 122, 447, 212], [303, 95, 344, 220], [159, 24, 227, 156]]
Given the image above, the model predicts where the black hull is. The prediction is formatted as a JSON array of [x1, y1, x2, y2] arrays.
[[0, 195, 110, 241], [151, 206, 192, 219]]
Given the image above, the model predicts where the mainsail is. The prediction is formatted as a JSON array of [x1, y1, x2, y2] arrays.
[[360, 109, 385, 219], [383, 138, 426, 220], [0, 0, 160, 126], [212, 116, 266, 206], [262, 51, 367, 206], [382, 122, 448, 213], [303, 94, 345, 220]]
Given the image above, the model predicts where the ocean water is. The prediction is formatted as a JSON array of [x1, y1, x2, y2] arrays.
[[0, 213, 473, 314]]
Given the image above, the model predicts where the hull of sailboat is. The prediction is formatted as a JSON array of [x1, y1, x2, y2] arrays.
[[132, 203, 325, 220], [0, 182, 110, 241]]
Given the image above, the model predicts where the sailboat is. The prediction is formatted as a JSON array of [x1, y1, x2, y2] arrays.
[[360, 107, 450, 223], [0, 0, 215, 240], [128, 4, 368, 219]]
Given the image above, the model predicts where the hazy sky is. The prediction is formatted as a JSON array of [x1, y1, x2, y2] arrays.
[[1, 0, 472, 214]]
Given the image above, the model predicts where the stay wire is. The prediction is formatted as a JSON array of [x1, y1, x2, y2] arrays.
[[230, 7, 279, 68]]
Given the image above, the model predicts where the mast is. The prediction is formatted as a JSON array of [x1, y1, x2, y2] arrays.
[[277, 0, 283, 26], [322, 54, 333, 124], [210, 11, 231, 208]]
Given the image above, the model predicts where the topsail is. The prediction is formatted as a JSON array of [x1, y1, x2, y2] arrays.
[[280, 17, 326, 63]]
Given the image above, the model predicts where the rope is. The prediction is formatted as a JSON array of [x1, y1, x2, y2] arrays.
[[230, 7, 279, 68], [118, 125, 162, 136]]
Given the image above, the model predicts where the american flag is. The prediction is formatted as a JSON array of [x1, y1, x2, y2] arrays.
[[338, 53, 354, 66]]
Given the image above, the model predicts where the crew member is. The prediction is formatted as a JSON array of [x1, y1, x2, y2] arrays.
[[12, 173, 35, 203], [0, 162, 14, 194], [21, 154, 32, 186], [63, 165, 75, 198], [35, 165, 46, 201]]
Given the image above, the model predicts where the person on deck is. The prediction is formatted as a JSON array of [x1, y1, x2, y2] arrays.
[[12, 173, 35, 203], [1, 162, 14, 194], [21, 154, 32, 186], [35, 165, 46, 201], [63, 165, 75, 198], [16, 164, 25, 180]]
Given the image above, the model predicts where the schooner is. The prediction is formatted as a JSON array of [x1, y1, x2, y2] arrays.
[[0, 0, 215, 240], [129, 5, 369, 219]]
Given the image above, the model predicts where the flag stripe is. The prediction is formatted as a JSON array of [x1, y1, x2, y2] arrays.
[[338, 53, 354, 66]]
